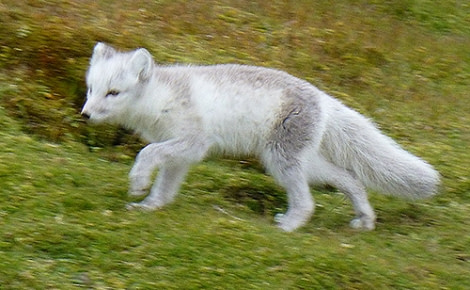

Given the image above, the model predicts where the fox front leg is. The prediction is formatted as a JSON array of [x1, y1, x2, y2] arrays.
[[127, 163, 190, 210], [127, 138, 210, 210], [128, 146, 158, 197], [128, 140, 186, 197]]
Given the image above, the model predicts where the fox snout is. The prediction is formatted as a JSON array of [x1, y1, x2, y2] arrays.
[[81, 111, 91, 120], [81, 100, 99, 121], [80, 102, 111, 123], [81, 105, 91, 120]]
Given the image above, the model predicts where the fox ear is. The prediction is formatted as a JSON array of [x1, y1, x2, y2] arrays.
[[130, 48, 154, 81], [91, 42, 115, 64]]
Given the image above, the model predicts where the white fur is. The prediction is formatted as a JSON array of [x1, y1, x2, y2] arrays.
[[82, 43, 440, 231]]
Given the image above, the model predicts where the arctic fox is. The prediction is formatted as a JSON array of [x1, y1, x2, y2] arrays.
[[82, 43, 439, 231]]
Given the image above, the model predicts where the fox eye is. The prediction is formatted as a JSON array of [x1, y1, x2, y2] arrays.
[[106, 90, 120, 97]]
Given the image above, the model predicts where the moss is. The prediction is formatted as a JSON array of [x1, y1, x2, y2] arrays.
[[0, 1, 469, 288]]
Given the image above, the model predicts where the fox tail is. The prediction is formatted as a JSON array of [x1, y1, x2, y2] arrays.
[[321, 103, 439, 199]]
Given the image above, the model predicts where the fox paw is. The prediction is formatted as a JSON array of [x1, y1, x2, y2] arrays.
[[350, 217, 375, 231], [125, 202, 159, 211], [274, 212, 309, 232]]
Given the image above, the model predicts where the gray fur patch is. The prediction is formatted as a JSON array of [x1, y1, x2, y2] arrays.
[[193, 64, 295, 90], [267, 85, 322, 162]]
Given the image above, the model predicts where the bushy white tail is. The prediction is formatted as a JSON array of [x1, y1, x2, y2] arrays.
[[321, 103, 439, 199]]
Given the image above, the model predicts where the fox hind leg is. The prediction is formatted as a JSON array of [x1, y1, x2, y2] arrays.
[[273, 168, 314, 232], [263, 151, 315, 232], [307, 157, 376, 230]]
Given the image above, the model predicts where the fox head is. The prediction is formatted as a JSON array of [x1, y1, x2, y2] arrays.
[[81, 43, 154, 124]]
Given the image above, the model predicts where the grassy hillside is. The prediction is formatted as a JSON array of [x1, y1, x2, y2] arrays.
[[1, 0, 469, 288]]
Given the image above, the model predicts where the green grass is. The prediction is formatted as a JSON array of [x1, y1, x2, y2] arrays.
[[1, 0, 469, 288]]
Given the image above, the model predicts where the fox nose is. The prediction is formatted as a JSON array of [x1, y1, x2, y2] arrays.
[[81, 111, 91, 120]]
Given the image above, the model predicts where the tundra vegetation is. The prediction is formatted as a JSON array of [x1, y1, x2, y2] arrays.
[[0, 1, 469, 288]]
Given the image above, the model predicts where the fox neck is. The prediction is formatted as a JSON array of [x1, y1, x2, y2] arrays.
[[122, 78, 170, 142]]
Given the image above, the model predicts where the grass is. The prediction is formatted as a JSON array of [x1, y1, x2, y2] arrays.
[[0, 0, 469, 288]]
